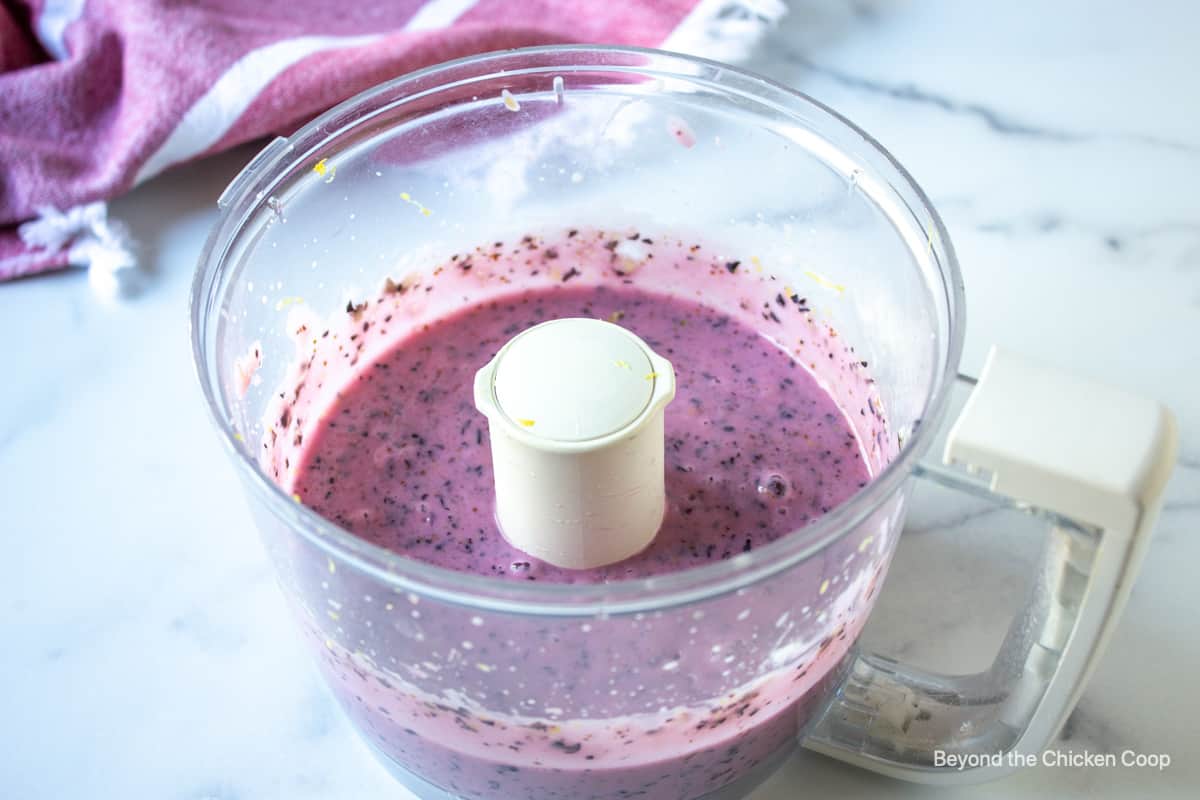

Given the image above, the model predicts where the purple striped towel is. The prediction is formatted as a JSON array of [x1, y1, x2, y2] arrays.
[[0, 0, 784, 289]]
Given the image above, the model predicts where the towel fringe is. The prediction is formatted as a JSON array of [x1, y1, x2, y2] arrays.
[[18, 202, 138, 297]]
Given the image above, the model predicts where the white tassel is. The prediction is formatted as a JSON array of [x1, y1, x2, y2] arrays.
[[663, 0, 788, 63], [18, 202, 138, 298]]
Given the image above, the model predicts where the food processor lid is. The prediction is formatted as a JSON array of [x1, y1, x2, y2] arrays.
[[492, 318, 657, 442]]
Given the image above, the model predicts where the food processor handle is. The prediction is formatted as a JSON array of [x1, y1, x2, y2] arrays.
[[802, 346, 1178, 783]]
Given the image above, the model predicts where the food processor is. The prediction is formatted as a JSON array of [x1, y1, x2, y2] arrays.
[[191, 46, 1177, 799]]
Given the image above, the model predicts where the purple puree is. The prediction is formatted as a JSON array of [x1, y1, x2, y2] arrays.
[[292, 285, 870, 582], [263, 230, 895, 800]]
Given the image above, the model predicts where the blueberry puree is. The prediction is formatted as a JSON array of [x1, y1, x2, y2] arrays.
[[291, 285, 869, 582], [261, 230, 897, 799]]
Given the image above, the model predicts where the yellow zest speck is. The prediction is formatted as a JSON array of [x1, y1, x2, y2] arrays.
[[804, 270, 845, 294], [324, 638, 334, 650], [400, 192, 434, 217], [501, 89, 520, 112], [313, 158, 336, 183], [292, 493, 302, 503], [614, 359, 631, 370], [819, 578, 830, 595], [644, 371, 658, 381], [233, 432, 244, 442], [858, 535, 874, 553], [607, 310, 626, 323], [327, 557, 336, 574], [274, 295, 304, 311], [517, 418, 536, 428], [327, 610, 340, 621]]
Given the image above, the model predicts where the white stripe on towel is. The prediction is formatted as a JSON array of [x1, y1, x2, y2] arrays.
[[35, 0, 87, 60], [134, 0, 482, 185], [133, 33, 384, 185], [404, 0, 480, 31]]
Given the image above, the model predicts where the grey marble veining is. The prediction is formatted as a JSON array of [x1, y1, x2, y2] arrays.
[[1, 1, 1196, 798]]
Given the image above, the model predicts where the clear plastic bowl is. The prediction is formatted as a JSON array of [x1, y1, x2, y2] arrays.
[[191, 46, 962, 800]]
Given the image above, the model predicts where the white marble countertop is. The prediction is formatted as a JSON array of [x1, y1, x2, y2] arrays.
[[2, 1, 1196, 798]]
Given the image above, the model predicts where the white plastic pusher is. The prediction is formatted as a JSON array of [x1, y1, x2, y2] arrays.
[[473, 318, 676, 569]]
